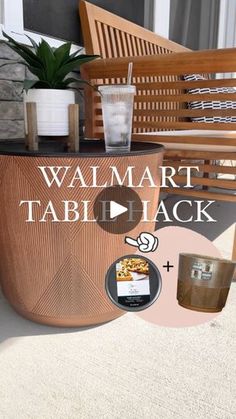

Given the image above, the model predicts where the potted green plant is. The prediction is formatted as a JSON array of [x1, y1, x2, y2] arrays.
[[2, 31, 98, 136]]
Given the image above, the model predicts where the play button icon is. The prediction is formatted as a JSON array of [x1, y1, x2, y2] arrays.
[[94, 185, 143, 234], [110, 201, 128, 219]]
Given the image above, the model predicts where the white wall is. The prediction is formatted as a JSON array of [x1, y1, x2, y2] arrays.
[[218, 0, 236, 48], [218, 0, 236, 77], [3, 0, 24, 33], [153, 0, 170, 38]]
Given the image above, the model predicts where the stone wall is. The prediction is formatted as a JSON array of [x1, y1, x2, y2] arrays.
[[0, 44, 25, 140], [0, 44, 84, 141]]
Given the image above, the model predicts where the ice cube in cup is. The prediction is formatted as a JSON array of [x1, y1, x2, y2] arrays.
[[98, 85, 136, 153]]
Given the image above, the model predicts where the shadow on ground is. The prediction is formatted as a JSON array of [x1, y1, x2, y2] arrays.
[[0, 291, 106, 347]]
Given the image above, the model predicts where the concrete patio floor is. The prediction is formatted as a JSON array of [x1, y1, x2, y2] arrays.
[[0, 194, 235, 419], [0, 286, 235, 419]]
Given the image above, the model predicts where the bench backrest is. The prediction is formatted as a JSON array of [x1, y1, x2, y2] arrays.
[[79, 1, 192, 137], [79, 1, 189, 58]]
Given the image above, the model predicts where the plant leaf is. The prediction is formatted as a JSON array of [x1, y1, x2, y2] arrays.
[[25, 34, 39, 50], [68, 47, 84, 60], [23, 79, 38, 92], [53, 77, 82, 89], [2, 31, 98, 89], [66, 54, 100, 66], [54, 55, 99, 81], [33, 80, 53, 89], [37, 39, 56, 82], [2, 30, 43, 68], [10, 31, 39, 51], [54, 42, 72, 69], [27, 65, 46, 80], [6, 44, 44, 70], [54, 79, 81, 89], [54, 78, 95, 91], [63, 77, 94, 88], [10, 31, 39, 52], [24, 80, 52, 90]]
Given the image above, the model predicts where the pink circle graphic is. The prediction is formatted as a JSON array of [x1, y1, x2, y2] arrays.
[[136, 226, 222, 327]]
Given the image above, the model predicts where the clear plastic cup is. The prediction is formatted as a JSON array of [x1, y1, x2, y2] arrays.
[[98, 85, 136, 153]]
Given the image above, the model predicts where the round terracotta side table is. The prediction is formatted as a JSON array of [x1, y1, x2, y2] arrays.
[[0, 140, 163, 327]]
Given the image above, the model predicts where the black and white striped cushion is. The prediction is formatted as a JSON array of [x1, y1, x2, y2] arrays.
[[183, 74, 236, 123]]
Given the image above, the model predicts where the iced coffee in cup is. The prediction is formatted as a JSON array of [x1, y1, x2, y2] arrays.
[[98, 84, 136, 153]]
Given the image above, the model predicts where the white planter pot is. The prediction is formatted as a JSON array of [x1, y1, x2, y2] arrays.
[[24, 89, 76, 136]]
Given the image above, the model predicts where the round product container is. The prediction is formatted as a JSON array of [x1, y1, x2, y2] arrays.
[[0, 140, 163, 327], [177, 253, 236, 313]]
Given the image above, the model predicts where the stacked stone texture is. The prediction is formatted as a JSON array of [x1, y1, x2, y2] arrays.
[[0, 44, 25, 140], [0, 44, 84, 141]]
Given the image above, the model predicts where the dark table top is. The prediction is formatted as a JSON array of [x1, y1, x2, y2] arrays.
[[0, 139, 164, 158]]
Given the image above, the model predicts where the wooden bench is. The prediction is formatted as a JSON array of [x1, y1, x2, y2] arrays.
[[79, 1, 236, 259], [79, 0, 236, 198]]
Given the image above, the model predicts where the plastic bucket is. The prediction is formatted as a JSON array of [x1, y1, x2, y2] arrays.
[[177, 253, 236, 313], [0, 140, 164, 327]]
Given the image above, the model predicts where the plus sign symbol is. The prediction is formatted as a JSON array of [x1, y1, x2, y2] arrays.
[[163, 261, 174, 272]]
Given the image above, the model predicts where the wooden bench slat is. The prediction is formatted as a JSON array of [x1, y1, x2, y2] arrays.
[[132, 121, 236, 130], [163, 188, 236, 202], [164, 149, 236, 159], [95, 21, 106, 58], [131, 134, 236, 146], [164, 162, 236, 175], [96, 108, 236, 118], [94, 93, 236, 103], [96, 118, 236, 131], [135, 78, 236, 90], [173, 175, 236, 190], [134, 93, 236, 103]]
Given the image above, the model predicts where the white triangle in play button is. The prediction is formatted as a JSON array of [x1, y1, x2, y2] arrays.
[[110, 201, 128, 219]]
